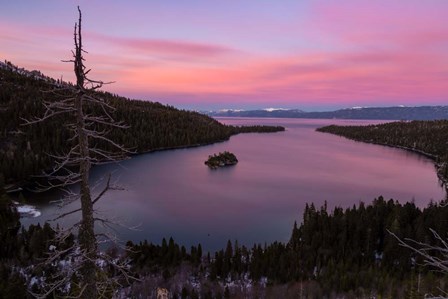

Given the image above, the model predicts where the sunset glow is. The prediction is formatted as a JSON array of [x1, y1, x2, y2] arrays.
[[2, 0, 447, 110]]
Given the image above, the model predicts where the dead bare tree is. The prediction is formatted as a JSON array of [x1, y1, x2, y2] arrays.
[[390, 229, 448, 298], [23, 6, 133, 298]]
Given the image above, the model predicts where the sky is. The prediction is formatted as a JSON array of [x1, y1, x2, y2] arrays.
[[1, 1, 447, 111]]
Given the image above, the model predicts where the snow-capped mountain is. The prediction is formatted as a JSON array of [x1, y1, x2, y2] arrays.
[[207, 106, 448, 120]]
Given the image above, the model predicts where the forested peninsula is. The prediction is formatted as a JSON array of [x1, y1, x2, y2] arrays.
[[317, 121, 448, 189], [0, 62, 283, 188]]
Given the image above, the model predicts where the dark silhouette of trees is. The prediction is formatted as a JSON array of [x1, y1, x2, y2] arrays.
[[206, 197, 448, 296], [205, 151, 238, 169]]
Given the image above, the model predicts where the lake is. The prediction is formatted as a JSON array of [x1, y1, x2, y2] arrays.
[[20, 118, 446, 252]]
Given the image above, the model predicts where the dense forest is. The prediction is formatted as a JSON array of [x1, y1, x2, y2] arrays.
[[317, 121, 448, 189], [0, 61, 283, 188], [3, 183, 448, 298], [124, 196, 448, 298]]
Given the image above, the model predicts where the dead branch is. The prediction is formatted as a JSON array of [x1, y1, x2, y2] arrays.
[[389, 229, 448, 274], [26, 6, 134, 298]]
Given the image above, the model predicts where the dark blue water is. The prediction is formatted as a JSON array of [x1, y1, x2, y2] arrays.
[[21, 118, 445, 251]]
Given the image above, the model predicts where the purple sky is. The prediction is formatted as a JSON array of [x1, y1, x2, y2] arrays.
[[1, 1, 448, 111]]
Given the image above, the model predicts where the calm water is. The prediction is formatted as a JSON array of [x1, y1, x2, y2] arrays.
[[21, 118, 445, 251]]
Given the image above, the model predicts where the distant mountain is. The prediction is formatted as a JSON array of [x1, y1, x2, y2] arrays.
[[205, 108, 305, 118], [207, 106, 448, 120]]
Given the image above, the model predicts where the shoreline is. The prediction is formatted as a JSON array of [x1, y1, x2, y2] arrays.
[[7, 128, 285, 194], [367, 142, 447, 189], [319, 131, 448, 192], [6, 140, 229, 194]]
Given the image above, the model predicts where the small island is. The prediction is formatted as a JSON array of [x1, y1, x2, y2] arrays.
[[205, 151, 238, 169]]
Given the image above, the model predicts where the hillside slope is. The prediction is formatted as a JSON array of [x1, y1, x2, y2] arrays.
[[0, 61, 283, 187]]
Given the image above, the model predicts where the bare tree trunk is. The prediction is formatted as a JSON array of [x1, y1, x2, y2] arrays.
[[74, 8, 98, 298], [77, 96, 97, 297], [23, 6, 133, 298]]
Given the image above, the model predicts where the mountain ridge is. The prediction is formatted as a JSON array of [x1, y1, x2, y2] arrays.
[[206, 105, 448, 120]]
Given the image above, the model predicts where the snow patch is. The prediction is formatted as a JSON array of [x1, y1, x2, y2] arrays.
[[219, 109, 245, 112], [375, 252, 383, 260], [16, 204, 41, 218], [29, 276, 40, 287], [263, 107, 289, 112], [260, 277, 268, 287]]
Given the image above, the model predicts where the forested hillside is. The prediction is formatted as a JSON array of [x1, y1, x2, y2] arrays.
[[317, 121, 448, 188], [204, 197, 448, 297], [3, 186, 448, 298], [0, 62, 283, 187]]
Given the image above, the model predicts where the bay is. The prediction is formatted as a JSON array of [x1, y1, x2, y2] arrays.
[[20, 118, 446, 252]]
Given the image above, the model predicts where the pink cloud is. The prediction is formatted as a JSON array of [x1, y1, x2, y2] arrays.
[[112, 48, 447, 104], [85, 32, 240, 63], [106, 36, 235, 57], [106, 42, 448, 105], [1, 2, 447, 110]]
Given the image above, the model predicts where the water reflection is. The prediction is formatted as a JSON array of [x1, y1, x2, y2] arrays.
[[20, 118, 445, 251]]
